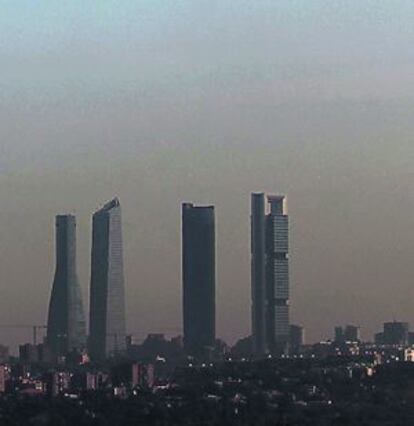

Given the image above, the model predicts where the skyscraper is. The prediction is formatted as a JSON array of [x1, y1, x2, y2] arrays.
[[47, 215, 86, 357], [182, 203, 216, 356], [251, 193, 290, 355], [89, 198, 126, 361], [251, 193, 267, 355]]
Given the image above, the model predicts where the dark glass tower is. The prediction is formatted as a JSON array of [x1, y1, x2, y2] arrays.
[[182, 203, 216, 356], [251, 193, 267, 355], [251, 193, 290, 356], [89, 198, 126, 361], [47, 215, 86, 357]]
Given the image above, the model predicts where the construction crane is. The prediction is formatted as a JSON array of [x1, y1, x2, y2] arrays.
[[0, 324, 47, 345]]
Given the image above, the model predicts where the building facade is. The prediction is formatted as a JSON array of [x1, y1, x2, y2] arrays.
[[251, 193, 267, 355], [182, 203, 216, 356], [289, 324, 305, 354], [89, 198, 126, 360], [251, 193, 290, 355], [375, 321, 409, 346], [335, 325, 361, 343], [47, 215, 86, 357]]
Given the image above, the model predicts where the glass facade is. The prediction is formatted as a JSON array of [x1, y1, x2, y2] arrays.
[[89, 198, 126, 360], [47, 215, 86, 357], [182, 203, 216, 356]]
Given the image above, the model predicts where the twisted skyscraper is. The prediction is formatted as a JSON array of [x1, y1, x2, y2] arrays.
[[89, 198, 126, 361], [47, 215, 86, 357]]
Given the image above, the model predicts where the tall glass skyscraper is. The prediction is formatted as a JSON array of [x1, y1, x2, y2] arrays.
[[89, 198, 126, 361], [251, 193, 267, 355], [182, 203, 216, 356], [251, 193, 290, 355], [47, 215, 86, 357]]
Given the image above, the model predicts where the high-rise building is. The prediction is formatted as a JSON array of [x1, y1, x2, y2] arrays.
[[0, 365, 6, 393], [251, 193, 267, 355], [375, 321, 409, 346], [334, 325, 361, 343], [47, 215, 86, 357], [289, 324, 305, 354], [0, 345, 9, 364], [344, 325, 360, 342], [182, 203, 215, 356], [89, 198, 126, 361], [251, 193, 290, 355], [334, 326, 344, 343]]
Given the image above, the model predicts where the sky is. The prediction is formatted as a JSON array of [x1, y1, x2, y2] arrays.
[[1, 0, 414, 350]]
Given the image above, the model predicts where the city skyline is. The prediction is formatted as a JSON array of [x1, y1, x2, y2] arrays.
[[2, 189, 414, 354], [2, 190, 414, 352], [1, 3, 414, 423], [2, 1, 414, 351]]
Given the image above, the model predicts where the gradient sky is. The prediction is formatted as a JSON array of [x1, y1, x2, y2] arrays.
[[1, 1, 414, 351]]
